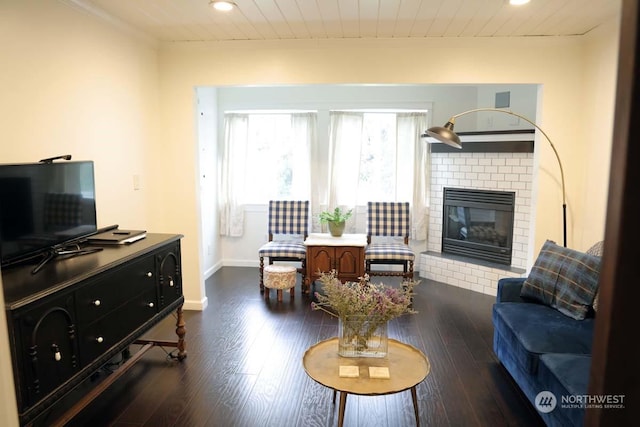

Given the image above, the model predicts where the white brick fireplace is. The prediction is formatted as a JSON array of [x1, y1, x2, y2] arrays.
[[419, 133, 534, 296]]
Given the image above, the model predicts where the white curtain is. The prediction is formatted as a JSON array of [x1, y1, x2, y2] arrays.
[[290, 113, 315, 200], [397, 113, 430, 241], [219, 113, 247, 236], [324, 111, 430, 240], [219, 113, 316, 236], [320, 112, 364, 233]]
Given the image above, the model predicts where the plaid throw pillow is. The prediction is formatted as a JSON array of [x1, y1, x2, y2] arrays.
[[521, 240, 602, 320], [585, 240, 604, 312]]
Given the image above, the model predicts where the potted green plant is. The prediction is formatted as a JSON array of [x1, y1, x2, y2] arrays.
[[319, 207, 353, 237]]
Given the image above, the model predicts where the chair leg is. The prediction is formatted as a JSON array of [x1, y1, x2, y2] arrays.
[[365, 260, 415, 279], [259, 257, 265, 292], [405, 260, 414, 280], [301, 258, 307, 294]]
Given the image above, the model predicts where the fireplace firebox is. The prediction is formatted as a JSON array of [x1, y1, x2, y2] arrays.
[[442, 187, 515, 265]]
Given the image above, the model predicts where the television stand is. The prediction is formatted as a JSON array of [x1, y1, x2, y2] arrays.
[[31, 245, 103, 275], [3, 233, 185, 426]]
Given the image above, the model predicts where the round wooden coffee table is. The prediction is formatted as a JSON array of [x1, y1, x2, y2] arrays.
[[303, 337, 430, 426]]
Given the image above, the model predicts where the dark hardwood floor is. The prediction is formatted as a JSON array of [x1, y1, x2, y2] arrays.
[[36, 267, 544, 427]]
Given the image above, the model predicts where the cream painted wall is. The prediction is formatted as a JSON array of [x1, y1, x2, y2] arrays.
[[196, 87, 220, 278], [1, 1, 159, 233], [0, 0, 622, 422], [160, 29, 619, 267], [155, 79, 208, 310], [0, 0, 169, 422], [580, 19, 619, 249]]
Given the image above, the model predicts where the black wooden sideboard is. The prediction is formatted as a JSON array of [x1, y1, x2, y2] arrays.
[[2, 233, 186, 426]]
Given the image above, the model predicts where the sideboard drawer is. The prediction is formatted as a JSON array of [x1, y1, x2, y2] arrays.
[[75, 255, 155, 325], [79, 288, 157, 364]]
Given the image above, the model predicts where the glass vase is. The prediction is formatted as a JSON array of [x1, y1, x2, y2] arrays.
[[338, 315, 388, 358]]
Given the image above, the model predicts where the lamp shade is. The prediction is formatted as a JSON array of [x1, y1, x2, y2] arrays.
[[424, 121, 462, 149]]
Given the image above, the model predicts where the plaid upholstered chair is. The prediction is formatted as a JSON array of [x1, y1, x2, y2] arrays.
[[258, 200, 310, 292], [365, 201, 415, 280]]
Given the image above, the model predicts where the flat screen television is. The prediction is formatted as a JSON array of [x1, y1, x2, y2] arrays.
[[0, 161, 98, 268]]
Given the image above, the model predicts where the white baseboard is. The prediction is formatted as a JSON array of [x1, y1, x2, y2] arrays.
[[183, 296, 208, 311]]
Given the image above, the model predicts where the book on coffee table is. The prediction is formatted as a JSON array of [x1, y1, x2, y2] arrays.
[[368, 366, 390, 379], [338, 366, 359, 378]]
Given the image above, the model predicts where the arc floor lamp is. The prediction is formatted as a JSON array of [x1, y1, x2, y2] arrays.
[[423, 108, 567, 247]]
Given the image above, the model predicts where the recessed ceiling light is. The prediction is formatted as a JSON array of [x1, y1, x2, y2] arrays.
[[509, 0, 531, 5], [210, 1, 237, 12]]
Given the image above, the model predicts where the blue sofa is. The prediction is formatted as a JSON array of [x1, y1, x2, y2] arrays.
[[492, 277, 594, 426]]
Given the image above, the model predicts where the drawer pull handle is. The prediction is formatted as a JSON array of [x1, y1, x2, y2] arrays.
[[52, 344, 62, 361], [93, 300, 101, 306], [96, 336, 104, 343], [147, 302, 154, 308], [169, 278, 174, 287], [147, 272, 153, 277]]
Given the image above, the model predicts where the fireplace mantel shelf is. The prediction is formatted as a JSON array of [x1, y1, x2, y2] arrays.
[[429, 129, 535, 154]]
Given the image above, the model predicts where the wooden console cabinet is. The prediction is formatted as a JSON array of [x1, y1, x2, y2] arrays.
[[2, 233, 185, 426], [304, 233, 366, 289]]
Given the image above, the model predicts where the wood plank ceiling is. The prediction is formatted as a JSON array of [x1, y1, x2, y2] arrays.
[[72, 0, 620, 42]]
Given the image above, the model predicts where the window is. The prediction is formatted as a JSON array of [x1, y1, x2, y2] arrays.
[[245, 114, 296, 202], [221, 112, 315, 205], [220, 109, 429, 240], [329, 111, 427, 206], [358, 113, 412, 204]]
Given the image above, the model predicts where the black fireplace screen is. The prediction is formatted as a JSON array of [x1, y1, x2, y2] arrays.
[[442, 187, 515, 265]]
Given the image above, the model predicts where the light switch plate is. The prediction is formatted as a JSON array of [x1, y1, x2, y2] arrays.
[[133, 174, 141, 190]]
